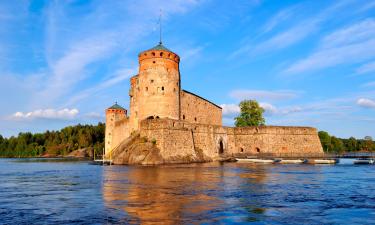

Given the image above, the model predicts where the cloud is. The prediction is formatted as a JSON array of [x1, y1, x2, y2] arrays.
[[220, 102, 302, 117], [34, 34, 118, 107], [220, 104, 240, 116], [65, 67, 136, 106], [357, 98, 375, 109], [229, 89, 299, 101], [356, 60, 375, 74], [260, 5, 297, 34], [285, 19, 375, 74], [231, 1, 354, 58], [10, 108, 79, 120], [361, 81, 375, 88]]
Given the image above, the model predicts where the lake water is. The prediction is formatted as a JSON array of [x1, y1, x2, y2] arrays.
[[0, 158, 374, 224]]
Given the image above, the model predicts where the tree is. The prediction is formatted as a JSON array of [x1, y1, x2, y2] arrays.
[[331, 136, 344, 153], [318, 131, 332, 152], [235, 100, 265, 127], [364, 136, 373, 151]]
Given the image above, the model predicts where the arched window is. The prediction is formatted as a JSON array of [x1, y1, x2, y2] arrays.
[[183, 115, 185, 120], [256, 147, 260, 153], [160, 52, 163, 57], [240, 147, 244, 153], [152, 52, 155, 56], [161, 86, 164, 91]]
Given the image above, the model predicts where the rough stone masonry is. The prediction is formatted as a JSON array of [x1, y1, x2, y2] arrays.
[[104, 42, 323, 165]]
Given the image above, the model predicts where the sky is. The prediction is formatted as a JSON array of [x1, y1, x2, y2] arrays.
[[0, 0, 374, 138]]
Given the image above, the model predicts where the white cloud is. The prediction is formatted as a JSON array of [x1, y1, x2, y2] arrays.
[[220, 104, 240, 116], [362, 81, 375, 88], [11, 108, 79, 120], [65, 67, 136, 106], [229, 89, 299, 101], [220, 102, 302, 116], [321, 19, 375, 49], [261, 5, 297, 34], [285, 19, 375, 74], [356, 60, 375, 74], [357, 98, 375, 109]]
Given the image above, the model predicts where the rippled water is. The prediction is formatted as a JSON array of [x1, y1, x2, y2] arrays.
[[0, 158, 374, 224]]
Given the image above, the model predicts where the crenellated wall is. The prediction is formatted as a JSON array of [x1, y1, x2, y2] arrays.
[[180, 90, 222, 126]]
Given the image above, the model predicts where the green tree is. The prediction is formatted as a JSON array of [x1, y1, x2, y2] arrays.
[[318, 131, 332, 152], [331, 136, 344, 153], [364, 136, 373, 151], [235, 100, 265, 127]]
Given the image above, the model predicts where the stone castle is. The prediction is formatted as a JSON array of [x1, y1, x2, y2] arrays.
[[104, 42, 323, 164]]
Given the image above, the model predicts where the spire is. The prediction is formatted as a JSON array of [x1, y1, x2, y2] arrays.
[[159, 9, 162, 45], [159, 9, 163, 45]]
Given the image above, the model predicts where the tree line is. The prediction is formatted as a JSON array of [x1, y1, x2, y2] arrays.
[[0, 123, 105, 158], [318, 131, 375, 154]]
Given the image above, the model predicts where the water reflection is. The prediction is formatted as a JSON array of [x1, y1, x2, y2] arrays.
[[103, 163, 270, 224]]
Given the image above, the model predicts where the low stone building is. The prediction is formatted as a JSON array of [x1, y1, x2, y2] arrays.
[[105, 42, 323, 164]]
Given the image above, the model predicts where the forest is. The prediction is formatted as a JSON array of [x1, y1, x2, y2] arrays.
[[0, 123, 374, 158], [0, 123, 104, 158]]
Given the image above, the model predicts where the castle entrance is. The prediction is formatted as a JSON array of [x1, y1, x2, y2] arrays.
[[219, 140, 224, 155]]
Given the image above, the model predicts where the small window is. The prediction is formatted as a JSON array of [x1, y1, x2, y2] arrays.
[[150, 79, 154, 83], [161, 86, 164, 91], [240, 148, 244, 153], [160, 52, 163, 56], [145, 87, 148, 91], [194, 117, 197, 122], [153, 61, 155, 64], [144, 53, 147, 56], [168, 53, 171, 57], [152, 52, 155, 56], [183, 115, 185, 120]]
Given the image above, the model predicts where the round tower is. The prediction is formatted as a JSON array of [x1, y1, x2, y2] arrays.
[[136, 43, 181, 122], [105, 103, 127, 156]]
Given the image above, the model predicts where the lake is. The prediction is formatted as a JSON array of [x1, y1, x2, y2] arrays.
[[0, 158, 374, 224]]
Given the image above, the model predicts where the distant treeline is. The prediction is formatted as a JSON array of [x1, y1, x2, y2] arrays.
[[318, 131, 375, 153], [0, 123, 104, 158]]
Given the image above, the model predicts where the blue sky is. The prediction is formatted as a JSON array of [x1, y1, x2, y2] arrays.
[[0, 0, 374, 138]]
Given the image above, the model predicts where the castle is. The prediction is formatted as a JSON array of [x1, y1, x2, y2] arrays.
[[104, 42, 323, 164]]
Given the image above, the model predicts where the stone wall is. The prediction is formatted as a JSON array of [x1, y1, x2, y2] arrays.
[[180, 90, 222, 126], [226, 126, 323, 157], [138, 118, 323, 161]]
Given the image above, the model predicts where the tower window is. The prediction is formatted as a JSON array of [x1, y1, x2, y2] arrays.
[[183, 115, 185, 120], [152, 52, 155, 56], [168, 53, 171, 57], [160, 52, 163, 57], [194, 117, 197, 122], [153, 61, 155, 64], [161, 86, 164, 91]]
